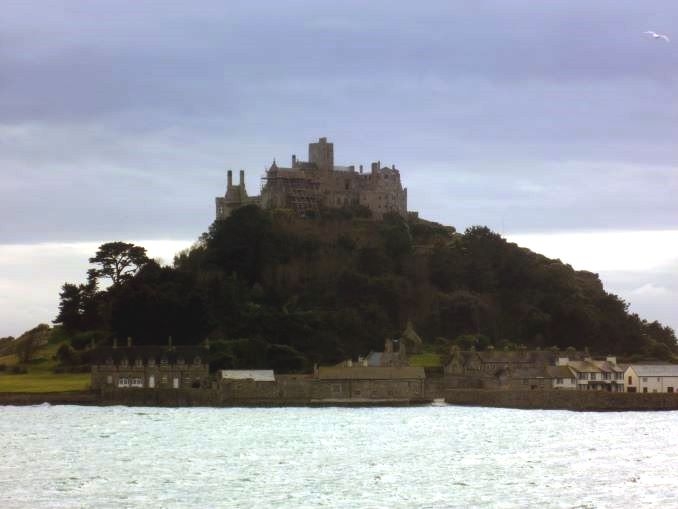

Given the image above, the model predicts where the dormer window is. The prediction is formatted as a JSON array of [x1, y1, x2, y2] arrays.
[[135, 358, 143, 368], [106, 357, 114, 366], [148, 358, 156, 367], [177, 357, 185, 365], [120, 358, 129, 367], [160, 357, 168, 366], [193, 356, 201, 365]]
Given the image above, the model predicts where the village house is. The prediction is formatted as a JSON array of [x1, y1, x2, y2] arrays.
[[556, 356, 625, 392], [91, 339, 209, 391], [312, 338, 425, 401], [625, 365, 678, 393]]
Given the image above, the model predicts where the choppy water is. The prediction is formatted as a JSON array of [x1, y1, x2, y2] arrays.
[[1, 405, 677, 508]]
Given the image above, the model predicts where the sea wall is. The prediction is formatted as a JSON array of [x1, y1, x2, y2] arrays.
[[445, 389, 678, 411], [0, 391, 98, 406]]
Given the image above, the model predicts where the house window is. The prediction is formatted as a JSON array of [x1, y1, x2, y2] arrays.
[[556, 378, 564, 384], [628, 376, 633, 385], [117, 377, 130, 388], [106, 375, 113, 385], [148, 358, 156, 367], [668, 387, 674, 393], [135, 358, 143, 368], [193, 356, 201, 365], [161, 375, 168, 385], [161, 357, 168, 366], [120, 358, 129, 367], [131, 377, 143, 388], [590, 373, 596, 381], [643, 388, 648, 393], [643, 377, 648, 382]]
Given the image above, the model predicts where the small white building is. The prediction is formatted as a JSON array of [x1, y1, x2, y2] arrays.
[[624, 365, 678, 393]]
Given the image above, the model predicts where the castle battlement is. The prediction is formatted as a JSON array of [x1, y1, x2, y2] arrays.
[[216, 137, 408, 220]]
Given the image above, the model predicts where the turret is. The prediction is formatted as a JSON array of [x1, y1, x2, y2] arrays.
[[308, 137, 334, 172]]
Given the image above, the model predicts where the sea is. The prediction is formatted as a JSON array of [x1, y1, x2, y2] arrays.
[[1, 405, 676, 508]]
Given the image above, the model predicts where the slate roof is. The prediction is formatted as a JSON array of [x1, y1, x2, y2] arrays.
[[628, 365, 678, 377], [92, 346, 208, 365], [546, 365, 577, 378]]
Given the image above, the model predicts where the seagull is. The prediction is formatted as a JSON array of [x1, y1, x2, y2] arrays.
[[644, 31, 670, 42]]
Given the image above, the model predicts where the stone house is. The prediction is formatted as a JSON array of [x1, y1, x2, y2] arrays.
[[216, 137, 409, 219], [91, 344, 209, 390], [313, 366, 426, 401], [625, 365, 678, 393]]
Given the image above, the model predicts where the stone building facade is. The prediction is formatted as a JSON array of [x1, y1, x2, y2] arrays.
[[215, 137, 408, 220], [91, 345, 209, 391]]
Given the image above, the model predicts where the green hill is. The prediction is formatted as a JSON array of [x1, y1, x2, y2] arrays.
[[54, 206, 677, 371]]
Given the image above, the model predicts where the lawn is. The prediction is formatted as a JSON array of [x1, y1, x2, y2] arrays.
[[408, 352, 443, 367], [0, 342, 91, 393], [0, 372, 90, 393]]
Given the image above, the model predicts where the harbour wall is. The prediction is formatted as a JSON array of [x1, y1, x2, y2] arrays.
[[444, 389, 678, 411]]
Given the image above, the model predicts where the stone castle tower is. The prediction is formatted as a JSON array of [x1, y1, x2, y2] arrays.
[[215, 137, 408, 220]]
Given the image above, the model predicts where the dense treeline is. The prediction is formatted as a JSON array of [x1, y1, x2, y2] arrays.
[[54, 205, 677, 370]]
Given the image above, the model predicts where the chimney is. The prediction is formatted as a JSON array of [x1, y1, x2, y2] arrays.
[[292, 154, 297, 166], [371, 162, 379, 174], [359, 164, 363, 174], [391, 164, 395, 170], [557, 357, 569, 366], [127, 336, 132, 348], [606, 356, 617, 365], [227, 170, 233, 189], [113, 338, 118, 349], [204, 337, 210, 351], [239, 170, 245, 186], [168, 336, 173, 351]]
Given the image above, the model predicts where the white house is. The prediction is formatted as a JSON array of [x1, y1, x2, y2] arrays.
[[556, 356, 625, 391], [624, 365, 678, 393]]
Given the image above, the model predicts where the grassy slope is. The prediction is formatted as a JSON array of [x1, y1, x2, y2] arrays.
[[0, 343, 90, 393]]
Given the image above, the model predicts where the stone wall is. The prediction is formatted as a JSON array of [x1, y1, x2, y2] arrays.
[[444, 389, 678, 411]]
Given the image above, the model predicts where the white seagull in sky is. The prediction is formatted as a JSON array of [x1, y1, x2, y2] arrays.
[[644, 31, 670, 42]]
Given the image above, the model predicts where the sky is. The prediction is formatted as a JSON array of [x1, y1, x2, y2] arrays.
[[1, 1, 676, 337]]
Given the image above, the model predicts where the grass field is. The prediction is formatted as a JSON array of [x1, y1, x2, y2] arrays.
[[0, 342, 90, 393], [408, 352, 442, 367]]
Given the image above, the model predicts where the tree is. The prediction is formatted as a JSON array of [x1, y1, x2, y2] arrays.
[[88, 242, 150, 286]]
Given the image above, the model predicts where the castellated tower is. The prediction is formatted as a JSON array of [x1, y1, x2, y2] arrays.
[[308, 137, 334, 172], [215, 137, 409, 220]]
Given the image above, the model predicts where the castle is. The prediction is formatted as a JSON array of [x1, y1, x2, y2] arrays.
[[215, 137, 408, 220]]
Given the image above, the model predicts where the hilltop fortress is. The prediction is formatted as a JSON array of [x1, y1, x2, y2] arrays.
[[216, 137, 408, 220]]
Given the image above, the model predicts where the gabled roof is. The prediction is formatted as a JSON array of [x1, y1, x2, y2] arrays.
[[546, 365, 577, 378], [92, 346, 208, 364], [221, 370, 275, 382], [590, 360, 624, 373], [627, 364, 678, 377], [566, 360, 602, 373]]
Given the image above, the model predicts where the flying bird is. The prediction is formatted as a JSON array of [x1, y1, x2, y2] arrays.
[[644, 31, 670, 42]]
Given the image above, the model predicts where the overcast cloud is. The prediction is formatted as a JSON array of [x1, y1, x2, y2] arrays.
[[1, 1, 676, 336]]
